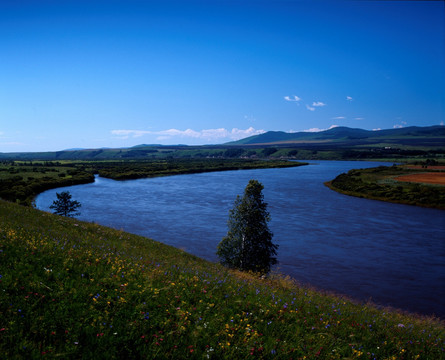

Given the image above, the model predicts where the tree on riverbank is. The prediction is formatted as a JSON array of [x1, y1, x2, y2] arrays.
[[50, 191, 81, 217], [217, 179, 278, 274]]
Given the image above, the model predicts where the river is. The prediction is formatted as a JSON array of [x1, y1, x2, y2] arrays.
[[35, 160, 445, 318]]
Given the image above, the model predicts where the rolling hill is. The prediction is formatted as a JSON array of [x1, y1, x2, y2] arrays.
[[226, 125, 445, 147], [1, 126, 444, 161]]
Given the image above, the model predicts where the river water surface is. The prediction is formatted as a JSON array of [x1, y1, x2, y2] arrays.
[[35, 161, 445, 317]]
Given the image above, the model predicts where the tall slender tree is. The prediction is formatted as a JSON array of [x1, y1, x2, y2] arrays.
[[217, 179, 278, 274], [49, 191, 81, 217]]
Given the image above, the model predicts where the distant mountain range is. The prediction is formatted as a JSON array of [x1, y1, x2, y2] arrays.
[[226, 125, 445, 147], [1, 125, 443, 161]]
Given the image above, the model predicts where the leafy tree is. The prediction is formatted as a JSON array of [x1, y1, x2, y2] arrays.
[[49, 191, 81, 217], [262, 147, 278, 157], [217, 179, 278, 274], [224, 148, 245, 158]]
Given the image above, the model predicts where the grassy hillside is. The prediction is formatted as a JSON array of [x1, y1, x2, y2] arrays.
[[1, 200, 443, 359]]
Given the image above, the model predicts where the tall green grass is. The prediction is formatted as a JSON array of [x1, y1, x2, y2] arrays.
[[0, 199, 443, 359]]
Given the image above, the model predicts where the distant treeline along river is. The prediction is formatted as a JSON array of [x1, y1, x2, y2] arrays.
[[36, 160, 445, 318]]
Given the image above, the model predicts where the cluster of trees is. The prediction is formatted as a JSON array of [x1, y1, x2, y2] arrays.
[[94, 159, 303, 180], [0, 167, 93, 206]]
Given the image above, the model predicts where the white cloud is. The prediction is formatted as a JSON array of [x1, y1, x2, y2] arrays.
[[332, 116, 345, 120], [306, 104, 315, 111], [159, 129, 201, 138], [111, 127, 265, 143], [284, 95, 301, 102], [110, 130, 150, 139], [373, 128, 382, 131], [312, 101, 326, 107], [0, 141, 24, 146], [346, 96, 353, 101], [303, 125, 339, 132], [393, 120, 407, 129], [354, 117, 364, 120]]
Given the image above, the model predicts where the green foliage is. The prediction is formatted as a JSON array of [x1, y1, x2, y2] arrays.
[[327, 165, 445, 209], [0, 162, 94, 206], [217, 180, 278, 274], [223, 148, 245, 158], [261, 148, 278, 157], [1, 199, 444, 358], [49, 191, 81, 217], [92, 159, 305, 181]]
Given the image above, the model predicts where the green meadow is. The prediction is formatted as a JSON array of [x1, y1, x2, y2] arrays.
[[326, 165, 445, 209], [1, 199, 443, 359]]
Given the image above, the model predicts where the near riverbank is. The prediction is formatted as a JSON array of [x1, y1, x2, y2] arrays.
[[1, 199, 443, 358]]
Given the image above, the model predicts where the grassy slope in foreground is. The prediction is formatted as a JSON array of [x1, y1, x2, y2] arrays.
[[1, 200, 444, 359], [326, 165, 445, 209]]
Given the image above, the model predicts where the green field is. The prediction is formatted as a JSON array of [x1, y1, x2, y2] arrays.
[[0, 161, 94, 206], [326, 164, 445, 209], [1, 199, 444, 359]]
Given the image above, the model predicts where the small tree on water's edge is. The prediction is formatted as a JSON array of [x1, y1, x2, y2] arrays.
[[49, 191, 81, 217], [217, 179, 278, 274]]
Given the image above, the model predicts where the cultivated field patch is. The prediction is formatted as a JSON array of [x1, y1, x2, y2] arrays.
[[396, 172, 445, 185]]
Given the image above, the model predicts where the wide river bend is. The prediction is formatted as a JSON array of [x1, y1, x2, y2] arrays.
[[36, 161, 445, 318]]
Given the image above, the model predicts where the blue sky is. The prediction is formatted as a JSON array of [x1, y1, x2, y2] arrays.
[[1, 0, 444, 152]]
